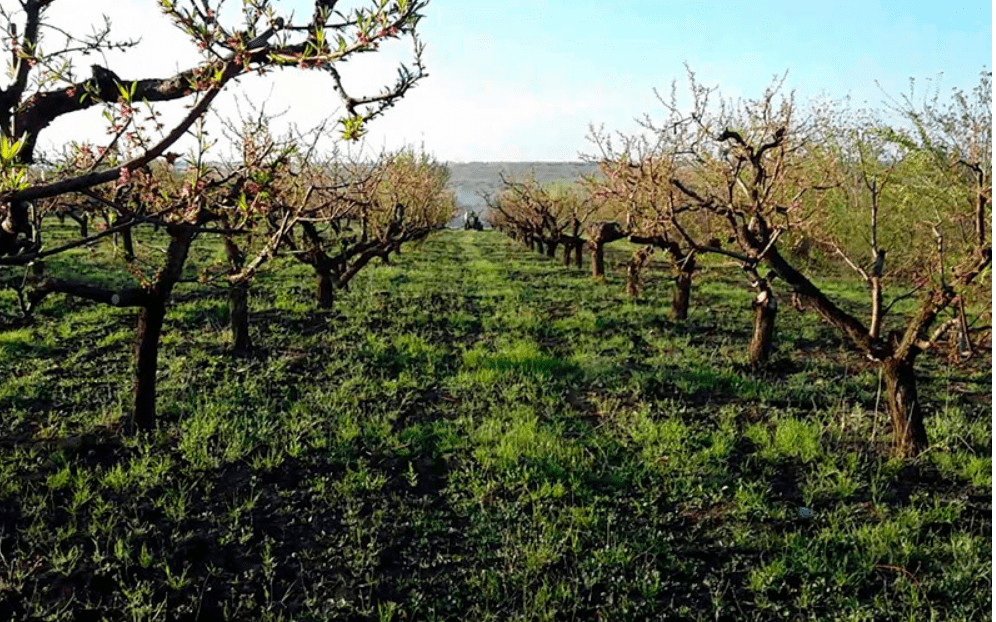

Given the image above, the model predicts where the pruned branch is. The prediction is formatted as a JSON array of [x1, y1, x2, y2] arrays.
[[27, 277, 152, 311]]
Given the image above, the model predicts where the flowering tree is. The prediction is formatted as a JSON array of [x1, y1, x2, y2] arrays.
[[0, 0, 427, 260], [0, 0, 430, 431], [625, 69, 991, 456], [586, 132, 711, 316], [284, 147, 455, 308]]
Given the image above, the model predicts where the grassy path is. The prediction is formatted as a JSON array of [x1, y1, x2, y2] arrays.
[[0, 231, 991, 620]]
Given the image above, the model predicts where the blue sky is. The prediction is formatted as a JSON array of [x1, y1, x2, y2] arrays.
[[40, 0, 992, 162], [389, 0, 991, 161]]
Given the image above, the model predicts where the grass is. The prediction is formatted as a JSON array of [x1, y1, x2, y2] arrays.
[[0, 229, 991, 621]]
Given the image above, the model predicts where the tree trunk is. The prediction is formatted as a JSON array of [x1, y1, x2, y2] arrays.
[[748, 284, 777, 368], [574, 241, 583, 269], [586, 222, 625, 281], [562, 242, 572, 267], [129, 228, 194, 432], [132, 299, 166, 431], [591, 242, 605, 280], [224, 236, 251, 354], [626, 246, 653, 299], [882, 356, 927, 457], [229, 283, 251, 355], [121, 225, 135, 262], [316, 270, 336, 309], [29, 259, 45, 283], [626, 265, 639, 298], [673, 271, 692, 320]]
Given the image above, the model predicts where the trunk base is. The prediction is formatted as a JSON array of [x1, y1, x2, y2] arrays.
[[131, 301, 166, 432], [230, 284, 252, 356], [883, 357, 927, 457], [748, 285, 777, 368], [673, 272, 692, 320], [317, 272, 336, 309]]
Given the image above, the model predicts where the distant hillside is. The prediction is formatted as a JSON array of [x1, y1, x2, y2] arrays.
[[446, 162, 599, 226]]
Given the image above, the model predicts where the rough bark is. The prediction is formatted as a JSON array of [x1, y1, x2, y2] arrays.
[[673, 271, 692, 320], [224, 237, 251, 355], [626, 246, 653, 299], [748, 282, 777, 368], [671, 248, 695, 320], [591, 242, 606, 280], [587, 221, 626, 281], [882, 356, 927, 457], [763, 246, 884, 358]]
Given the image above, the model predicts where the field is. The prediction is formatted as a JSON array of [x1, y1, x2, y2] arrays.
[[0, 230, 991, 621]]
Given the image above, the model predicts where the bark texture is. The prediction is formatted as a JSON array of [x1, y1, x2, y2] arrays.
[[882, 356, 927, 457], [748, 282, 777, 368], [673, 271, 692, 320]]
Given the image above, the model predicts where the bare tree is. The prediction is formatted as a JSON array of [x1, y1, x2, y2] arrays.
[[487, 176, 612, 274], [628, 68, 991, 456], [587, 131, 706, 318], [285, 148, 454, 308]]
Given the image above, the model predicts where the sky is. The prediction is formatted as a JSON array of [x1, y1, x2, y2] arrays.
[[16, 0, 994, 162]]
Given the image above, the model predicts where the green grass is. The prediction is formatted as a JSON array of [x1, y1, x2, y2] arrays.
[[0, 230, 990, 621]]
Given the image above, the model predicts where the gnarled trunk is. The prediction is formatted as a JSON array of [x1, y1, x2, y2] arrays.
[[882, 356, 927, 457], [626, 246, 653, 299], [671, 250, 695, 320], [590, 242, 606, 280], [748, 283, 777, 368], [586, 222, 626, 281], [545, 240, 557, 258], [673, 271, 692, 320], [574, 241, 583, 269], [562, 241, 572, 267]]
